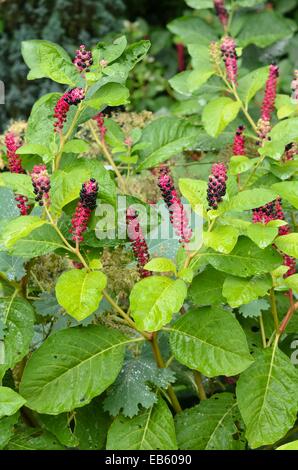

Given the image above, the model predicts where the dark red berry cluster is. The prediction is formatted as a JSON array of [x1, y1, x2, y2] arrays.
[[73, 45, 93, 72], [221, 37, 238, 84], [126, 207, 152, 278], [207, 163, 228, 210], [54, 88, 85, 132], [70, 179, 98, 243], [233, 125, 245, 156], [31, 165, 51, 207], [214, 0, 229, 28]]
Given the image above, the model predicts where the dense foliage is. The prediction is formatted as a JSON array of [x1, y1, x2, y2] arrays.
[[0, 0, 298, 451]]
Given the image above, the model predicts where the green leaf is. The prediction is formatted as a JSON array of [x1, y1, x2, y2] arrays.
[[175, 393, 245, 450], [169, 71, 193, 96], [0, 387, 26, 419], [235, 11, 294, 48], [237, 348, 298, 448], [63, 139, 90, 154], [74, 397, 111, 450], [6, 428, 64, 450], [222, 275, 272, 308], [39, 413, 79, 447], [0, 253, 26, 281], [227, 189, 277, 211], [16, 143, 51, 163], [55, 269, 107, 321], [0, 413, 19, 449], [189, 266, 226, 306], [246, 223, 278, 249], [22, 40, 80, 85], [0, 173, 34, 199], [167, 16, 216, 45], [144, 257, 176, 274], [187, 44, 214, 92], [130, 276, 187, 332], [275, 234, 298, 258], [0, 217, 46, 250], [277, 440, 298, 450], [239, 299, 270, 318], [137, 117, 198, 170], [202, 98, 241, 138], [19, 325, 134, 414], [86, 83, 129, 109], [202, 237, 282, 278], [169, 306, 253, 377], [237, 66, 269, 106], [103, 357, 175, 418], [203, 226, 239, 254], [0, 188, 19, 220], [106, 397, 177, 450], [285, 273, 298, 295], [260, 118, 298, 160], [179, 178, 208, 215], [26, 93, 60, 146], [10, 224, 65, 258], [229, 156, 256, 175], [96, 35, 127, 64], [102, 40, 150, 82], [0, 297, 35, 379], [184, 0, 213, 9], [271, 181, 298, 209]]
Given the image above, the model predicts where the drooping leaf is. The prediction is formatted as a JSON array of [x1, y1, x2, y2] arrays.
[[0, 387, 26, 419], [0, 217, 46, 250], [0, 173, 34, 199], [106, 397, 177, 450], [222, 275, 272, 308], [169, 306, 253, 377], [5, 427, 64, 450], [144, 257, 177, 274], [86, 83, 129, 109], [167, 16, 216, 45], [19, 325, 136, 414], [39, 413, 79, 448], [237, 66, 269, 106], [0, 188, 20, 220], [227, 189, 278, 212], [26, 93, 60, 146]]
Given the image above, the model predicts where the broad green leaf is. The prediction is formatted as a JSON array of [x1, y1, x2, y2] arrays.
[[227, 189, 277, 211], [0, 173, 34, 199], [246, 223, 278, 248], [271, 181, 298, 209], [187, 44, 214, 92], [179, 178, 208, 215], [86, 83, 129, 109], [169, 306, 253, 377], [203, 226, 239, 254], [10, 224, 65, 258], [0, 413, 19, 449], [235, 11, 294, 48], [202, 98, 241, 137], [6, 428, 64, 450], [1, 217, 46, 250], [275, 94, 297, 119], [22, 40, 80, 85], [63, 139, 90, 154], [275, 234, 298, 258], [103, 357, 175, 418], [237, 348, 298, 448], [167, 16, 216, 45], [19, 325, 134, 414], [277, 440, 298, 450], [96, 35, 127, 64], [189, 266, 226, 306], [130, 276, 187, 332], [55, 269, 107, 321], [137, 117, 198, 170], [74, 397, 111, 450], [106, 397, 177, 450], [185, 0, 213, 8], [0, 253, 26, 281], [0, 387, 26, 419], [0, 188, 19, 220], [202, 237, 282, 278], [285, 273, 298, 294], [0, 297, 35, 379], [237, 66, 269, 106], [229, 156, 256, 175], [144, 257, 176, 274], [26, 93, 60, 146], [169, 71, 192, 96], [16, 143, 51, 162], [175, 393, 245, 450], [222, 275, 272, 308], [39, 413, 79, 447]]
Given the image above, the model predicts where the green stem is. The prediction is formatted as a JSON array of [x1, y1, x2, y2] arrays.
[[270, 288, 279, 333], [231, 83, 258, 134], [259, 313, 267, 348], [193, 370, 207, 401]]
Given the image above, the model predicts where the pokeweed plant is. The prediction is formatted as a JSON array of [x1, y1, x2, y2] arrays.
[[0, 0, 298, 452]]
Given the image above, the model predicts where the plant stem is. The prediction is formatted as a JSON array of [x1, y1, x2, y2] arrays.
[[270, 288, 279, 332], [88, 121, 129, 194], [259, 313, 267, 348], [151, 332, 182, 413], [231, 83, 258, 134], [193, 370, 207, 401], [55, 103, 83, 171], [278, 301, 298, 335]]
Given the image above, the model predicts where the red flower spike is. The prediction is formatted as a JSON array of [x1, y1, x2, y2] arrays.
[[157, 166, 192, 245], [261, 64, 279, 122], [233, 125, 245, 156], [31, 165, 51, 207], [126, 207, 152, 278], [70, 178, 98, 243], [207, 163, 228, 210], [214, 0, 229, 28], [221, 37, 238, 84], [73, 45, 93, 73], [176, 43, 185, 72], [93, 113, 107, 141], [54, 88, 85, 132]]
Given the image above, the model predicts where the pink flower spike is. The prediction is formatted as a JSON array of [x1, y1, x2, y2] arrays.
[[93, 113, 107, 141], [233, 125, 245, 156], [126, 207, 152, 278], [31, 165, 51, 207], [73, 45, 93, 73], [261, 64, 279, 122], [214, 0, 229, 28], [70, 178, 98, 244], [221, 37, 238, 84], [207, 163, 228, 210], [54, 88, 85, 132]]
